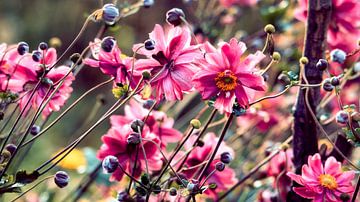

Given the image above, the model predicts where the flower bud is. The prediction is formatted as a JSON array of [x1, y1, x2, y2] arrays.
[[141, 173, 150, 185], [143, 0, 154, 8], [220, 152, 232, 164], [316, 59, 328, 71], [299, 57, 309, 65], [17, 42, 29, 55], [169, 187, 177, 196], [131, 119, 145, 133], [340, 193, 350, 201], [264, 24, 275, 34], [330, 76, 340, 86], [5, 144, 17, 155], [54, 171, 70, 188], [117, 191, 132, 201], [142, 71, 151, 80], [136, 186, 147, 196], [336, 110, 349, 124], [102, 155, 119, 173], [38, 42, 48, 50], [70, 53, 82, 65], [153, 185, 161, 194], [32, 50, 42, 62], [272, 52, 281, 61], [330, 49, 346, 64], [166, 8, 185, 26], [144, 39, 155, 50], [30, 125, 41, 136], [102, 4, 119, 25], [143, 100, 155, 109], [101, 37, 116, 52], [215, 162, 225, 171], [322, 78, 334, 92], [190, 119, 201, 129], [127, 133, 141, 145]]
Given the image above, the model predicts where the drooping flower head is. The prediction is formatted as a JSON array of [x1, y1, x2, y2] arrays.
[[133, 24, 201, 101], [192, 38, 266, 113], [84, 38, 138, 87], [110, 99, 182, 148], [287, 153, 355, 201], [6, 48, 74, 117], [97, 123, 162, 181]]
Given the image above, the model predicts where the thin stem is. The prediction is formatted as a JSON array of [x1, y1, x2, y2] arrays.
[[249, 85, 292, 106], [352, 175, 360, 202]]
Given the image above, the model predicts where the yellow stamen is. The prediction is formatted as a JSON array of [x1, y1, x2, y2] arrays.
[[215, 71, 238, 92], [319, 174, 338, 190]]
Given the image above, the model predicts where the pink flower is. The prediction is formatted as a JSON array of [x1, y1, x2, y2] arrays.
[[7, 48, 74, 117], [287, 153, 355, 201], [179, 133, 237, 198], [97, 122, 162, 181], [219, 0, 257, 8], [84, 38, 138, 87], [110, 99, 183, 147], [192, 38, 266, 113], [133, 24, 201, 101], [295, 0, 360, 53]]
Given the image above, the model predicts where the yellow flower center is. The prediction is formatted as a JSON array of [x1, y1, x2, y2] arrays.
[[319, 174, 338, 190], [215, 71, 238, 92]]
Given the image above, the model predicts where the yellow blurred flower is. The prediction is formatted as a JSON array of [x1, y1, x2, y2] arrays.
[[53, 148, 86, 171]]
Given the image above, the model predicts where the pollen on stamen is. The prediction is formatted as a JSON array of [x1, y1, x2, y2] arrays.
[[215, 71, 238, 92]]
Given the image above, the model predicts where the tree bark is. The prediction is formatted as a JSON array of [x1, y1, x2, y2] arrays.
[[289, 0, 332, 201]]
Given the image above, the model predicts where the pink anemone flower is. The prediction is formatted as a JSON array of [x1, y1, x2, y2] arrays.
[[110, 99, 183, 147], [97, 123, 162, 181], [83, 38, 138, 87], [192, 38, 266, 113], [7, 48, 74, 117], [179, 132, 237, 199], [287, 153, 355, 202], [133, 24, 201, 101]]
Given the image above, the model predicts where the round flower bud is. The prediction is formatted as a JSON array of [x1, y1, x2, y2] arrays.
[[70, 53, 82, 65], [5, 144, 17, 155], [143, 100, 155, 109], [340, 193, 350, 201], [272, 52, 281, 61], [30, 125, 41, 136], [54, 171, 70, 188], [190, 119, 201, 129], [166, 8, 185, 26], [330, 77, 340, 86], [142, 71, 151, 80], [102, 155, 119, 173], [264, 24, 275, 34], [277, 73, 291, 85], [330, 49, 347, 64], [117, 191, 132, 201], [215, 162, 225, 171], [127, 133, 141, 145], [102, 4, 119, 25], [299, 57, 309, 65], [32, 50, 42, 62], [17, 42, 29, 55], [322, 78, 334, 92], [169, 187, 177, 196], [143, 0, 154, 8], [38, 42, 48, 50], [101, 37, 116, 52], [336, 110, 349, 124], [130, 119, 145, 133], [153, 185, 161, 194], [316, 59, 328, 71], [220, 152, 232, 164], [49, 37, 62, 48], [144, 39, 155, 50], [140, 173, 150, 185], [136, 186, 147, 196], [354, 62, 360, 73]]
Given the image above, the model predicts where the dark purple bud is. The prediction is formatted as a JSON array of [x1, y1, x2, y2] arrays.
[[117, 191, 132, 201], [38, 42, 48, 50], [153, 185, 161, 194], [102, 4, 119, 25], [144, 39, 155, 50], [17, 42, 29, 55], [143, 0, 154, 8], [102, 155, 119, 173], [143, 100, 155, 109], [130, 119, 145, 133], [169, 187, 177, 196], [316, 59, 328, 71], [336, 110, 349, 124], [215, 162, 225, 171], [322, 78, 334, 92], [101, 37, 116, 52], [5, 144, 17, 155], [54, 171, 70, 188], [32, 50, 42, 62], [166, 8, 185, 26], [220, 152, 232, 164], [127, 133, 141, 145], [30, 125, 41, 136], [330, 76, 340, 86], [136, 186, 147, 196]]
